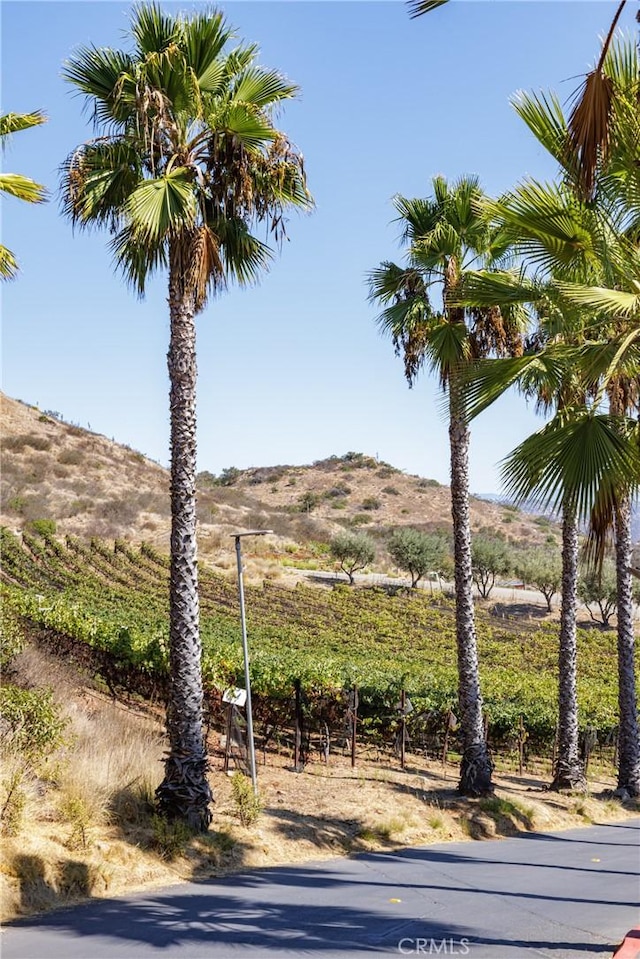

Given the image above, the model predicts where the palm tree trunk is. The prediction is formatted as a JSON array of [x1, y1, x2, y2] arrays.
[[155, 247, 213, 831], [549, 506, 586, 791], [449, 381, 493, 796], [613, 495, 640, 798]]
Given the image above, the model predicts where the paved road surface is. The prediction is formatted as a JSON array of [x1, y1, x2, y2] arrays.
[[3, 819, 639, 959]]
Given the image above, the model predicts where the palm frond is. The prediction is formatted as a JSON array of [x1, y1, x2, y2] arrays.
[[181, 9, 232, 90], [60, 139, 140, 228], [501, 409, 639, 521], [109, 222, 166, 296], [457, 268, 541, 308], [126, 169, 196, 243], [461, 352, 568, 420], [0, 244, 18, 280], [407, 0, 450, 19], [554, 281, 640, 318], [0, 110, 46, 141], [232, 67, 298, 108], [212, 216, 273, 286], [566, 1, 627, 199], [217, 104, 277, 150], [130, 3, 179, 55], [63, 46, 136, 128], [511, 91, 575, 177], [0, 173, 47, 204]]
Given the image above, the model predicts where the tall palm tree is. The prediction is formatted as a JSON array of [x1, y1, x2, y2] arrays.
[[459, 38, 640, 794], [369, 175, 523, 796], [61, 4, 311, 830], [0, 111, 47, 279]]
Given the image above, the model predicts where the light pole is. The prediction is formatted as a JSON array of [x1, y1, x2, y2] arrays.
[[232, 529, 272, 795]]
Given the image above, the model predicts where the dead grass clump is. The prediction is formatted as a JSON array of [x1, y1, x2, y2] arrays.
[[58, 449, 85, 466], [2, 433, 51, 454], [100, 498, 141, 526]]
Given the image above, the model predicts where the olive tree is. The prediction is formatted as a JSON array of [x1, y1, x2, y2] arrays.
[[330, 531, 375, 585], [388, 527, 449, 588]]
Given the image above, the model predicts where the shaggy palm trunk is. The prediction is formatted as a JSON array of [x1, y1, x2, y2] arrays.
[[613, 495, 640, 797], [155, 249, 213, 831], [549, 506, 586, 791], [449, 381, 493, 796]]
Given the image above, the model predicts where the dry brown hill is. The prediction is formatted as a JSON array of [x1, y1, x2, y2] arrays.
[[0, 393, 557, 575]]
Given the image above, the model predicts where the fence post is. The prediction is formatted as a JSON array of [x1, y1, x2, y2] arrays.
[[351, 685, 358, 768], [294, 679, 303, 772], [518, 714, 525, 777], [442, 709, 453, 776], [400, 689, 406, 770], [223, 702, 233, 773]]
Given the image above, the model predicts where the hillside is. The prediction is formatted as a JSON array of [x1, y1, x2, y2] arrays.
[[0, 394, 557, 576]]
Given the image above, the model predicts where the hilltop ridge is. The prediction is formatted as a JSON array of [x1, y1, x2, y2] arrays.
[[0, 393, 557, 572]]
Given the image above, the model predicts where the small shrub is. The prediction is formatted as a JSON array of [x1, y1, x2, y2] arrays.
[[297, 491, 320, 513], [59, 794, 95, 849], [0, 686, 68, 762], [66, 499, 93, 518], [230, 772, 263, 826], [382, 486, 400, 496], [324, 483, 351, 499], [416, 478, 440, 489], [0, 601, 25, 670], [361, 497, 381, 511], [349, 513, 372, 526], [2, 433, 51, 453], [58, 449, 84, 466], [27, 518, 57, 537], [217, 466, 241, 487], [7, 495, 27, 514], [0, 764, 27, 836]]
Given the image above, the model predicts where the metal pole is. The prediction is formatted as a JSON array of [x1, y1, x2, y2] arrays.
[[400, 689, 406, 770], [234, 535, 258, 795]]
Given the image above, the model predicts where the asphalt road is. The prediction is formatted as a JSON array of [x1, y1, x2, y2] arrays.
[[3, 819, 639, 959]]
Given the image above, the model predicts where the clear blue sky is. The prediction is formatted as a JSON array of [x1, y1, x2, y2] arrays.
[[2, 1, 636, 493]]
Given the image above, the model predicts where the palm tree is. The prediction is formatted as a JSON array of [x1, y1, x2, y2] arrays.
[[61, 4, 311, 830], [369, 175, 524, 796], [0, 111, 47, 279], [459, 38, 640, 794]]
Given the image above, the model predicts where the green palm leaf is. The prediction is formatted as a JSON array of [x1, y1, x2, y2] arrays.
[[212, 216, 273, 285], [0, 173, 47, 204], [502, 410, 640, 521], [126, 169, 196, 243], [232, 67, 298, 107], [61, 140, 140, 227], [0, 110, 46, 140], [554, 281, 640, 318], [0, 245, 18, 280], [130, 2, 179, 55], [62, 47, 136, 126]]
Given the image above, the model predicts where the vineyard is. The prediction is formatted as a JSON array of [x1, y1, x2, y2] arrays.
[[0, 527, 626, 763]]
